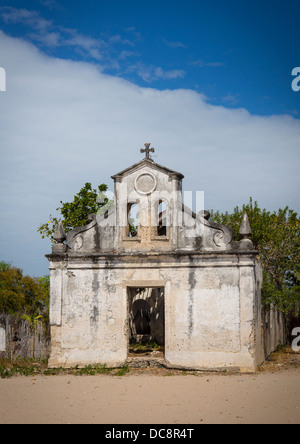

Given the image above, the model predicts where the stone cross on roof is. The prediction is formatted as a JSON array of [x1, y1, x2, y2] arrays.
[[140, 143, 155, 160]]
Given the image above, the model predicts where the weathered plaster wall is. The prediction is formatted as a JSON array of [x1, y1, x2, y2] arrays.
[[163, 255, 258, 372], [48, 253, 260, 372], [49, 261, 128, 367]]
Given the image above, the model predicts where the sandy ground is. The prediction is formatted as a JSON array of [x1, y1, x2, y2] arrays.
[[0, 352, 300, 424]]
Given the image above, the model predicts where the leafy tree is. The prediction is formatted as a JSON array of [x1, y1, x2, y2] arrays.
[[0, 262, 25, 313], [0, 262, 49, 316], [21, 312, 44, 333], [38, 182, 111, 241], [291, 265, 300, 298], [210, 198, 300, 314]]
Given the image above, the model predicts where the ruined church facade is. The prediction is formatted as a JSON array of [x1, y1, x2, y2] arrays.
[[46, 146, 281, 372]]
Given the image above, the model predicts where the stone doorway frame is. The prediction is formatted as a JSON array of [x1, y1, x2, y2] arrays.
[[124, 280, 168, 361]]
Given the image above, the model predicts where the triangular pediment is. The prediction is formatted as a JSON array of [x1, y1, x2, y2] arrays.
[[111, 158, 184, 181]]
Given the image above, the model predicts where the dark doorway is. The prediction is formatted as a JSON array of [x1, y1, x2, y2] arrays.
[[132, 299, 151, 335], [128, 287, 165, 354]]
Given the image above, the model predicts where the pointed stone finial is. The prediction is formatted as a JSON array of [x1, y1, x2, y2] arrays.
[[239, 213, 252, 237], [53, 219, 66, 243], [52, 219, 67, 253], [239, 213, 253, 250]]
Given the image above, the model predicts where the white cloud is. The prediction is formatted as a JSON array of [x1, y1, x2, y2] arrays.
[[131, 62, 186, 82], [0, 31, 299, 276], [221, 93, 240, 105], [163, 39, 186, 48], [40, 0, 62, 10], [1, 7, 52, 32], [61, 28, 105, 60], [154, 67, 186, 80], [0, 8, 186, 82], [29, 30, 61, 47], [0, 7, 106, 59], [192, 59, 225, 68]]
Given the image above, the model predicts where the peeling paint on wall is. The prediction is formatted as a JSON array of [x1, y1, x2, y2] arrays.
[[188, 268, 197, 338]]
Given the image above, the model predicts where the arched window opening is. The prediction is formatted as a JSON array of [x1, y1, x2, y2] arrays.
[[128, 203, 138, 237], [157, 200, 167, 236]]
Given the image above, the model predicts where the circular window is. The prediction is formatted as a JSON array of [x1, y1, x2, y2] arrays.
[[134, 172, 157, 195]]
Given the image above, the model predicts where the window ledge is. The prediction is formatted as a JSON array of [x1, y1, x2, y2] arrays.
[[151, 236, 169, 241], [122, 237, 142, 242]]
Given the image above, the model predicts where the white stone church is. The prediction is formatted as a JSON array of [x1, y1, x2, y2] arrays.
[[46, 144, 284, 372]]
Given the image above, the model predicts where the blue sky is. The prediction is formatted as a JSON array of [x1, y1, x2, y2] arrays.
[[0, 0, 299, 276], [1, 0, 299, 116]]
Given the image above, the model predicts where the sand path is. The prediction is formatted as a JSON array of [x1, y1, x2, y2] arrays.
[[0, 367, 299, 424]]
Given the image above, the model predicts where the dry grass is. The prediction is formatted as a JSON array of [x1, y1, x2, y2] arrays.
[[1, 345, 299, 378], [258, 346, 300, 373]]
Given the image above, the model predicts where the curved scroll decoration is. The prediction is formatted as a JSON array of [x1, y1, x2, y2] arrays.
[[66, 214, 97, 251], [197, 210, 233, 248]]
